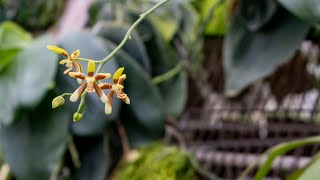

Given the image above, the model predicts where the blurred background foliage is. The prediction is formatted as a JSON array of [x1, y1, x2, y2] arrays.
[[0, 0, 320, 179]]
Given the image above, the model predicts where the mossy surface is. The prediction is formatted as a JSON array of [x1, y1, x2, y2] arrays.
[[114, 143, 196, 180]]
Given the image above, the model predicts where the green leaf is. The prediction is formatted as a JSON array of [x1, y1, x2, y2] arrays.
[[72, 136, 109, 180], [193, 0, 228, 36], [179, 3, 200, 46], [148, 5, 181, 42], [0, 49, 20, 72], [297, 156, 320, 180], [112, 45, 166, 147], [120, 13, 187, 118], [94, 22, 151, 73], [56, 31, 120, 136], [277, 0, 320, 23], [254, 136, 320, 180], [0, 21, 32, 71], [223, 7, 310, 96], [0, 35, 58, 125], [0, 21, 32, 50], [0, 92, 70, 180]]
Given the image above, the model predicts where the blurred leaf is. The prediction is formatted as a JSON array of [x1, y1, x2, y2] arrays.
[[223, 7, 310, 96], [139, 19, 188, 118], [254, 136, 320, 180], [193, 0, 228, 35], [73, 136, 109, 180], [239, 0, 278, 32], [56, 31, 120, 136], [0, 21, 32, 71], [297, 156, 320, 180], [179, 4, 200, 46], [0, 21, 32, 50], [0, 49, 20, 72], [0, 92, 70, 180], [0, 35, 58, 125], [94, 22, 151, 72], [148, 5, 181, 42], [277, 0, 320, 23], [111, 45, 165, 147]]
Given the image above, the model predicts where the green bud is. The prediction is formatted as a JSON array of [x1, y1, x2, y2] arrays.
[[73, 112, 83, 122], [52, 96, 65, 108]]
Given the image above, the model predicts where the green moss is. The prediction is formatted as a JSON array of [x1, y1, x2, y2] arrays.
[[114, 143, 196, 180]]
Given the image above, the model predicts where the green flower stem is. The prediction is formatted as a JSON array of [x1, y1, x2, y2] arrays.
[[95, 0, 169, 73], [61, 93, 72, 97], [152, 63, 182, 84], [77, 92, 87, 113]]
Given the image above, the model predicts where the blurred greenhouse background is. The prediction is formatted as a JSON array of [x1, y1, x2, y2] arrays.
[[0, 0, 320, 180]]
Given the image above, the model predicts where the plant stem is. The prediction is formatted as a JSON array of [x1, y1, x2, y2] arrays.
[[152, 63, 182, 84], [116, 120, 130, 155], [96, 0, 169, 73], [68, 137, 81, 168], [61, 93, 72, 97]]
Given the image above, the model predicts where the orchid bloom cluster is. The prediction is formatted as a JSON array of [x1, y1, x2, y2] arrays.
[[48, 45, 130, 121]]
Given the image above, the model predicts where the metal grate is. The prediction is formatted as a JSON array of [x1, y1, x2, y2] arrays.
[[166, 87, 320, 179]]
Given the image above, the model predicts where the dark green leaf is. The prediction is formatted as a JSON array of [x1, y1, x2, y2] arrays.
[[223, 7, 310, 96], [239, 0, 278, 31], [179, 3, 200, 46], [0, 35, 58, 125], [73, 136, 109, 180], [136, 19, 187, 118], [277, 0, 320, 23], [56, 31, 120, 136], [0, 92, 70, 180], [94, 22, 151, 73], [111, 45, 166, 147]]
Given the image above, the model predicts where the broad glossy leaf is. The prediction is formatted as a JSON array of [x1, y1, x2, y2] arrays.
[[73, 136, 109, 180], [223, 7, 310, 96], [0, 35, 58, 125], [56, 31, 120, 136], [277, 0, 320, 23], [111, 45, 166, 147], [0, 92, 70, 180], [94, 22, 151, 72]]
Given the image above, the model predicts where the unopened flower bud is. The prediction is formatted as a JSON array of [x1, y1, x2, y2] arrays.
[[73, 112, 83, 122], [52, 96, 65, 108]]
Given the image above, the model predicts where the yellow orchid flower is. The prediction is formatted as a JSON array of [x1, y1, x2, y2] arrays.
[[47, 45, 83, 83], [68, 60, 111, 104], [99, 67, 130, 114]]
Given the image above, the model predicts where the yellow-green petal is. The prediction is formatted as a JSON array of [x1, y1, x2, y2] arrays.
[[113, 67, 124, 80], [47, 45, 69, 57]]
